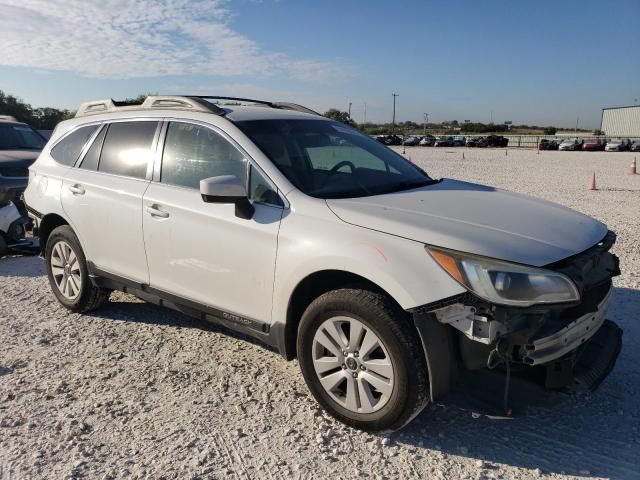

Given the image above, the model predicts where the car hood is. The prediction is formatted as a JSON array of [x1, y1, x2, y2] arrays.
[[326, 179, 607, 267], [0, 149, 40, 168]]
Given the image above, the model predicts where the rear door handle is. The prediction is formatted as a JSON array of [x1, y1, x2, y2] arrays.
[[68, 184, 85, 195], [146, 205, 170, 219]]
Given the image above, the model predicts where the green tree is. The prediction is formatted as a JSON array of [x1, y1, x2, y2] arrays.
[[543, 126, 557, 135], [323, 108, 356, 127]]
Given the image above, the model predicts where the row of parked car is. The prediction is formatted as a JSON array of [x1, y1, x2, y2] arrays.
[[540, 137, 640, 152], [374, 134, 510, 148]]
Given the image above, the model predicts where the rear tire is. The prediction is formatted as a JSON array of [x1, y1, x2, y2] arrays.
[[297, 288, 429, 432], [45, 225, 110, 312]]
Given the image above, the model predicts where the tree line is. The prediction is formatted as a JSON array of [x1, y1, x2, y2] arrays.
[[0, 91, 569, 135]]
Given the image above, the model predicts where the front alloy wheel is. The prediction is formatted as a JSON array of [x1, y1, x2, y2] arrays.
[[312, 316, 394, 414], [298, 288, 430, 432]]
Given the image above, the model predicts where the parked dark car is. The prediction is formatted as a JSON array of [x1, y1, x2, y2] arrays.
[[434, 136, 453, 147], [582, 139, 606, 151], [452, 135, 466, 147], [466, 136, 488, 148], [539, 139, 559, 151], [631, 141, 640, 152], [0, 116, 47, 213], [486, 135, 509, 147]]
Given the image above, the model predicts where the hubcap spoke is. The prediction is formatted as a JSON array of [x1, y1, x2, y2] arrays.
[[315, 330, 343, 359], [314, 356, 342, 375], [362, 371, 393, 397], [345, 375, 360, 411], [51, 266, 65, 277], [358, 378, 377, 411], [359, 330, 380, 359], [362, 359, 393, 380], [324, 320, 348, 349], [319, 370, 346, 392], [348, 320, 365, 350]]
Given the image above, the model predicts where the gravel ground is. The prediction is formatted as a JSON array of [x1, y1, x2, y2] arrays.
[[1, 148, 639, 480]]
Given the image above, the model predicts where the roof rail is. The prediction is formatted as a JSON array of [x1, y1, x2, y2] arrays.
[[75, 96, 225, 118], [0, 115, 18, 122], [187, 96, 321, 116], [75, 95, 321, 118]]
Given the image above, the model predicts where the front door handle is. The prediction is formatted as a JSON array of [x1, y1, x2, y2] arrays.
[[68, 184, 85, 195], [146, 205, 170, 219]]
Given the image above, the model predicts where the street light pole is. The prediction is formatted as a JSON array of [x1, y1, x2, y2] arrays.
[[392, 93, 399, 133], [348, 102, 352, 119], [423, 113, 429, 136]]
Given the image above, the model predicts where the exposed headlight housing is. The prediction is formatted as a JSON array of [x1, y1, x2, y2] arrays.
[[427, 246, 580, 307]]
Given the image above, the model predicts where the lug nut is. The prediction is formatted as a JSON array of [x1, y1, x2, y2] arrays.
[[342, 351, 348, 357], [354, 351, 359, 357], [352, 372, 358, 378], [360, 365, 366, 371], [342, 365, 347, 369]]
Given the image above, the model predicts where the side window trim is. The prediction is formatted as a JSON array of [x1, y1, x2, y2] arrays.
[[155, 118, 287, 208], [49, 122, 102, 167], [74, 123, 106, 168]]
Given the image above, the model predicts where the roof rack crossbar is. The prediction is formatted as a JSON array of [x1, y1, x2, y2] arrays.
[[186, 96, 320, 116]]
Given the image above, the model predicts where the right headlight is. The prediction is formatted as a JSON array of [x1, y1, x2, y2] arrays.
[[427, 246, 580, 307]]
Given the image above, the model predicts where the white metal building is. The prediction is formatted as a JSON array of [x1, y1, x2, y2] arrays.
[[601, 106, 640, 136]]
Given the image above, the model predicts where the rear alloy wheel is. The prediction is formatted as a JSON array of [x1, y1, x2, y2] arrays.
[[50, 240, 82, 300], [45, 225, 110, 312], [298, 288, 429, 432]]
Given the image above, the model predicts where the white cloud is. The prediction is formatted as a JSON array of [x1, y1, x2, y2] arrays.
[[0, 0, 349, 83]]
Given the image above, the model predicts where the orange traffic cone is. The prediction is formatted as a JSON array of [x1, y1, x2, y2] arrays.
[[589, 173, 597, 190], [505, 149, 508, 157], [630, 157, 637, 175], [461, 151, 465, 160]]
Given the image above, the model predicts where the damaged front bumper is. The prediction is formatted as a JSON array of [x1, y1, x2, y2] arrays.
[[414, 230, 623, 397]]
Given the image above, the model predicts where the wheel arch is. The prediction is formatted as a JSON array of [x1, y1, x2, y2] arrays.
[[281, 269, 405, 361], [38, 213, 70, 254]]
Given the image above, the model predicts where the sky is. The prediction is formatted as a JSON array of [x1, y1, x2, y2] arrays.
[[0, 0, 638, 129]]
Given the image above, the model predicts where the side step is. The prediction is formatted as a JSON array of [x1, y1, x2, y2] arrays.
[[573, 319, 623, 391]]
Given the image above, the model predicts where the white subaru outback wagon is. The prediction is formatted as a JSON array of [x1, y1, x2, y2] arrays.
[[25, 96, 622, 432]]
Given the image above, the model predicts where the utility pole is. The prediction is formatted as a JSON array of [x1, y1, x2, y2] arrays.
[[363, 103, 367, 125], [423, 113, 429, 136], [575, 116, 579, 134], [392, 93, 399, 133], [348, 102, 352, 119]]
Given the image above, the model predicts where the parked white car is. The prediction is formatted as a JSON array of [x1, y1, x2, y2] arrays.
[[605, 139, 631, 152], [558, 138, 583, 151], [25, 96, 622, 431]]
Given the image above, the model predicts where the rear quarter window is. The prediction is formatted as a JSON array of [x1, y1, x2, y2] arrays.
[[50, 125, 99, 166]]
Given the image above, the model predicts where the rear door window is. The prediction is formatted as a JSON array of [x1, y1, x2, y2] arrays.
[[51, 125, 99, 166], [98, 121, 158, 179]]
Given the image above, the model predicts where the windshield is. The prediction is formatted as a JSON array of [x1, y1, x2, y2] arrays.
[[0, 123, 46, 150], [236, 119, 435, 199]]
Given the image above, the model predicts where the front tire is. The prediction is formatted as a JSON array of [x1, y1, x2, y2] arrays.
[[45, 225, 110, 312], [297, 288, 429, 432]]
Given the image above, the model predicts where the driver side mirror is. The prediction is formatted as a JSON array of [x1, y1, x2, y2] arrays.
[[200, 175, 255, 220]]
